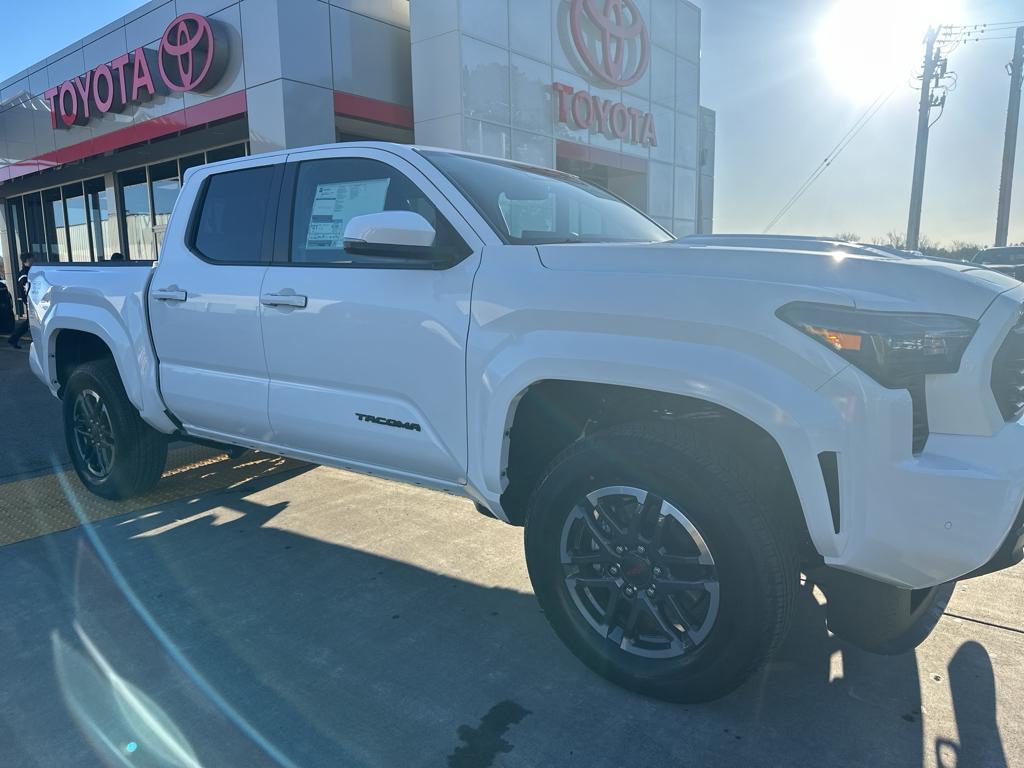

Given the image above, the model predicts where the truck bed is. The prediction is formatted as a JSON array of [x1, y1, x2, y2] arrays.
[[28, 261, 175, 434]]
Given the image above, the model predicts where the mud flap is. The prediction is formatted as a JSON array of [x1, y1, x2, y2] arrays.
[[815, 569, 955, 655]]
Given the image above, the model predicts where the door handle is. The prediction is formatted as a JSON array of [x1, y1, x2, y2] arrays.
[[152, 288, 188, 302], [260, 292, 308, 309]]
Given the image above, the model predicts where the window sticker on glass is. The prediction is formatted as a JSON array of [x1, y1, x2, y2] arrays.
[[498, 192, 556, 238], [306, 178, 391, 249]]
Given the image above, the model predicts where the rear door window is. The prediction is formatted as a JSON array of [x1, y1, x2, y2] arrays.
[[192, 166, 276, 263]]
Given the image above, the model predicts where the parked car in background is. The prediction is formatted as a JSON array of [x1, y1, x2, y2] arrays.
[[0, 277, 13, 334], [972, 247, 1024, 281]]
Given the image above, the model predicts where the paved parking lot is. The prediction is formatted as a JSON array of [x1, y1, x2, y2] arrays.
[[1, 345, 1021, 767]]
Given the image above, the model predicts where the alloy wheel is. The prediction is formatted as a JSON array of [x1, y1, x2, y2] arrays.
[[559, 485, 720, 659], [72, 388, 116, 480]]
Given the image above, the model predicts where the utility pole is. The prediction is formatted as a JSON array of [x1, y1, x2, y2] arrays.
[[907, 27, 942, 251], [995, 27, 1024, 247]]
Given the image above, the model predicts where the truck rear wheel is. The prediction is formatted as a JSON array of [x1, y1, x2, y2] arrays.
[[524, 423, 797, 703], [63, 359, 168, 501]]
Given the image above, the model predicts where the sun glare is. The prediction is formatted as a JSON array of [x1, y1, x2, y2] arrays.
[[817, 0, 962, 103]]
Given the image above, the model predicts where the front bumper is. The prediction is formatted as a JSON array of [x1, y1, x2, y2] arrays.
[[789, 285, 1024, 590], [818, 386, 1024, 589]]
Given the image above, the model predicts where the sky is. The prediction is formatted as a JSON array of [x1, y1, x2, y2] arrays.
[[695, 0, 1024, 246], [2, 0, 1022, 247]]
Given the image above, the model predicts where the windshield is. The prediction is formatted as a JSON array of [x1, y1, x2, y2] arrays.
[[419, 151, 673, 246]]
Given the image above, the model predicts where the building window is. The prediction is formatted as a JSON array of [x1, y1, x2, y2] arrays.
[[41, 187, 69, 262], [205, 143, 247, 163], [6, 198, 26, 259], [84, 178, 113, 261], [179, 153, 206, 178], [150, 160, 180, 253], [63, 183, 92, 263], [23, 192, 46, 259], [7, 178, 111, 264], [119, 167, 153, 261]]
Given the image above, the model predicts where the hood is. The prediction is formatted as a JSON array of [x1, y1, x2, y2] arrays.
[[537, 242, 1021, 320]]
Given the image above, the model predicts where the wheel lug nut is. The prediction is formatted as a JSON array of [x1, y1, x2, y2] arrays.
[[624, 586, 636, 597], [652, 567, 662, 577], [614, 545, 624, 555], [609, 565, 620, 576], [646, 587, 656, 597], [637, 546, 646, 555]]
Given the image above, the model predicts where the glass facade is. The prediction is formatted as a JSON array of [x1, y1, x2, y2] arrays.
[[150, 160, 181, 253], [42, 187, 68, 262], [6, 198, 26, 259], [85, 177, 114, 261], [23, 193, 46, 257], [63, 183, 91, 263], [3, 141, 249, 268], [119, 167, 153, 261]]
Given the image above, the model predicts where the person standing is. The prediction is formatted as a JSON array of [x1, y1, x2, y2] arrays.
[[7, 253, 34, 349]]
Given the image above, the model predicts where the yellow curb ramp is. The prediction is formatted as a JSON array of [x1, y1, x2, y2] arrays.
[[0, 447, 308, 547]]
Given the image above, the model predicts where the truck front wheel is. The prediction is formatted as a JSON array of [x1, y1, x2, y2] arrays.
[[524, 423, 798, 703], [63, 359, 168, 501]]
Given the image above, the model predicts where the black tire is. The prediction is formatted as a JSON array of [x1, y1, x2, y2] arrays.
[[63, 358, 168, 500], [524, 423, 798, 703], [820, 570, 955, 655]]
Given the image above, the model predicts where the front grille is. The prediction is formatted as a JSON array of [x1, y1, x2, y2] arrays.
[[991, 313, 1024, 421]]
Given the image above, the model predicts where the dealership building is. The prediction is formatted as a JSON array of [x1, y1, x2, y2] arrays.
[[0, 0, 714, 303]]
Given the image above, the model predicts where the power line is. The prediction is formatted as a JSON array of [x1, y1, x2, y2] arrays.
[[942, 20, 1024, 31], [763, 88, 897, 233], [940, 20, 1024, 45]]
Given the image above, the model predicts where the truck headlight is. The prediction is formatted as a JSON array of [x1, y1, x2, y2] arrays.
[[777, 302, 977, 388]]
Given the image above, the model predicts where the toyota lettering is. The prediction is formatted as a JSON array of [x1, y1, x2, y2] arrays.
[[43, 12, 226, 130]]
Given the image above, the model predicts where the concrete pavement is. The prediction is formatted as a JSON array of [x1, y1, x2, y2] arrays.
[[0, 344, 1021, 767]]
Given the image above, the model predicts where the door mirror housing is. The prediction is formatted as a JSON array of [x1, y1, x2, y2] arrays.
[[344, 211, 436, 249], [342, 211, 467, 268]]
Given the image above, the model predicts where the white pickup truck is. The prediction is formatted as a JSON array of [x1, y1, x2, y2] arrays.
[[26, 142, 1024, 702]]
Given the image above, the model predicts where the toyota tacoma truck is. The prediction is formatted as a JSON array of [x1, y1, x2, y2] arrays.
[[25, 143, 1024, 703]]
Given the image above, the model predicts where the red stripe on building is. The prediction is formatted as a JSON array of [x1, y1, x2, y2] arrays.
[[0, 91, 248, 184], [333, 90, 413, 129]]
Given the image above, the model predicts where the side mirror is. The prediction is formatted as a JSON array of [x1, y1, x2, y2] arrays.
[[343, 211, 436, 251]]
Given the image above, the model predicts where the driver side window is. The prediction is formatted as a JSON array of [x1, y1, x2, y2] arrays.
[[289, 158, 461, 265]]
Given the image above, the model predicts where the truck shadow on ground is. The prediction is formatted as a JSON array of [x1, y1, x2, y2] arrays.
[[0, 472, 1009, 768]]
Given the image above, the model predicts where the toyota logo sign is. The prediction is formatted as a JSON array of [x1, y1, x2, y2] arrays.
[[569, 0, 650, 88], [44, 13, 227, 130], [158, 13, 224, 93]]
